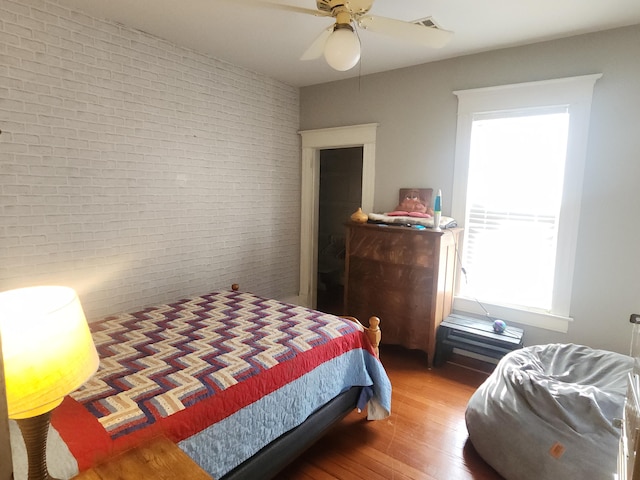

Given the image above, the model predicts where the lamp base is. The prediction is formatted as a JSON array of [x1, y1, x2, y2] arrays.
[[16, 411, 60, 480]]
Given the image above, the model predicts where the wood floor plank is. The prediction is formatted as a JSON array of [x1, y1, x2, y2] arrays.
[[280, 345, 503, 480]]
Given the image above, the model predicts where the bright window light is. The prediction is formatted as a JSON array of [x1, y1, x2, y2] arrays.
[[462, 109, 570, 311]]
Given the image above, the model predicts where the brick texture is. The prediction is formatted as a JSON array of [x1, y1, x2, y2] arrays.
[[0, 0, 301, 319]]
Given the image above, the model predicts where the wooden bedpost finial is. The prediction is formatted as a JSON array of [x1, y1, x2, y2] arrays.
[[339, 316, 382, 358], [367, 316, 381, 358], [231, 283, 239, 291]]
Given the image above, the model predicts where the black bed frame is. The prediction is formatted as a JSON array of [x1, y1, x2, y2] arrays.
[[221, 386, 361, 480]]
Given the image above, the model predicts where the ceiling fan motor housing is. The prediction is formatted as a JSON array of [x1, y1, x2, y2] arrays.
[[316, 0, 373, 16]]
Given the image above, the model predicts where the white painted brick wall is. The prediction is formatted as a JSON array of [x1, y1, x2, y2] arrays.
[[0, 0, 301, 319]]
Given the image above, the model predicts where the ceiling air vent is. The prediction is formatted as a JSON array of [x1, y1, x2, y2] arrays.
[[413, 17, 441, 29]]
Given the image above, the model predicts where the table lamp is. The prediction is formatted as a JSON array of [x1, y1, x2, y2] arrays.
[[0, 328, 12, 480], [0, 286, 99, 480]]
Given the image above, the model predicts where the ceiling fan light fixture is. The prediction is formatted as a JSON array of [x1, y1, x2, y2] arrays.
[[323, 23, 361, 71]]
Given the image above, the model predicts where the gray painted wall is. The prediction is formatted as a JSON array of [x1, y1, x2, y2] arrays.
[[300, 25, 640, 354]]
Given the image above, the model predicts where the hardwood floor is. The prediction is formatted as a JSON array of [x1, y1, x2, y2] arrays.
[[278, 346, 504, 480]]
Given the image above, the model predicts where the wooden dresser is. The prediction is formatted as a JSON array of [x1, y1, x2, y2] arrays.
[[344, 222, 461, 367]]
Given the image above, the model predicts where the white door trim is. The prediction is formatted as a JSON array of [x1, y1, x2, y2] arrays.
[[297, 123, 378, 308]]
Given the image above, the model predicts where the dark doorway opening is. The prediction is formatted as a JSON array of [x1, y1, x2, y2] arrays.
[[316, 147, 363, 315]]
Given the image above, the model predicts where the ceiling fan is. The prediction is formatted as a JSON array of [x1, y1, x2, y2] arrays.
[[236, 0, 454, 71]]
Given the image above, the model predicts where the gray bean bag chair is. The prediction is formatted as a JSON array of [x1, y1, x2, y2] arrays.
[[465, 343, 633, 480]]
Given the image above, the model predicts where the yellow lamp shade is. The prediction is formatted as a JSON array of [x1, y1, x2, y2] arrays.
[[0, 286, 99, 419]]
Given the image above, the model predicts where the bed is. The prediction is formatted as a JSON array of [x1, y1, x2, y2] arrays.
[[9, 287, 392, 480], [465, 341, 635, 480]]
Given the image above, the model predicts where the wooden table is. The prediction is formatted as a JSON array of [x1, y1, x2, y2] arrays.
[[72, 436, 213, 480]]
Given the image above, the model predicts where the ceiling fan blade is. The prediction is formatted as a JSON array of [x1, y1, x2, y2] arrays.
[[229, 0, 329, 18], [300, 25, 333, 61], [357, 15, 453, 48]]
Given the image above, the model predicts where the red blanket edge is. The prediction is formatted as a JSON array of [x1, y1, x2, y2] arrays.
[[52, 329, 369, 471]]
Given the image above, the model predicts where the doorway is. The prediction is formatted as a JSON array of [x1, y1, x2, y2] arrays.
[[316, 147, 363, 315], [298, 123, 378, 309]]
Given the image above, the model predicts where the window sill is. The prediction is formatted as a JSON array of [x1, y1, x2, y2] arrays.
[[453, 296, 572, 333]]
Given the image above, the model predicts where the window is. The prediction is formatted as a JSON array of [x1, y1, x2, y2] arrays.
[[451, 75, 601, 332], [464, 108, 570, 310]]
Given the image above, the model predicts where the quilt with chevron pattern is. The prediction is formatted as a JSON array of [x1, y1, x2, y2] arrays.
[[45, 290, 392, 478]]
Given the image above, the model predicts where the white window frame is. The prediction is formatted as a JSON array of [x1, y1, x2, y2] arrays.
[[451, 74, 602, 333]]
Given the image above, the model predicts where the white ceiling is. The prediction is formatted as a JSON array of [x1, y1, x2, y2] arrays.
[[55, 0, 640, 87]]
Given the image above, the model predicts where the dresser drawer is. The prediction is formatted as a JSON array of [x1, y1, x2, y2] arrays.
[[347, 226, 437, 268]]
